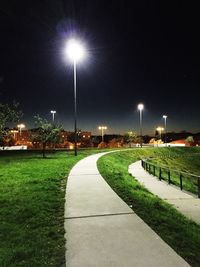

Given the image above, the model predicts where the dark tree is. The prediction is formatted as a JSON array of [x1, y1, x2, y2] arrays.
[[0, 102, 22, 147], [123, 131, 138, 147], [33, 115, 62, 158], [186, 136, 194, 146], [91, 136, 100, 147]]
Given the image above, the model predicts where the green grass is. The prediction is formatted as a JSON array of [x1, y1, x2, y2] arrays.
[[1, 147, 200, 266], [97, 148, 200, 267], [0, 148, 115, 267]]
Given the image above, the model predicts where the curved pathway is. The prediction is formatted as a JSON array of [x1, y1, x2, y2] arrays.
[[129, 160, 200, 224], [64, 152, 190, 267]]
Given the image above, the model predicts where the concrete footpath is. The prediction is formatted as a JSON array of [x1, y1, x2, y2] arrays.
[[129, 161, 200, 224], [64, 152, 190, 267]]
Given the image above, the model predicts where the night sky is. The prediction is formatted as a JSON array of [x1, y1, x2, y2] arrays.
[[1, 1, 200, 135]]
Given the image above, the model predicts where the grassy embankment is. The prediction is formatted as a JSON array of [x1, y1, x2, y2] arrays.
[[147, 147, 200, 194], [97, 147, 200, 267], [0, 148, 112, 267]]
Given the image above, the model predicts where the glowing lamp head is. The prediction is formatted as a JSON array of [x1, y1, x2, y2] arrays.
[[156, 127, 164, 132], [65, 39, 85, 62], [17, 124, 25, 129], [98, 126, 107, 130], [163, 115, 167, 119], [138, 103, 144, 111]]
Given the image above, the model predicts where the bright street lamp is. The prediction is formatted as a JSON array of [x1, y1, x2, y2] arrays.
[[137, 103, 144, 147], [65, 39, 86, 156], [17, 124, 25, 136], [50, 110, 56, 122], [98, 126, 107, 143], [156, 127, 164, 140], [10, 130, 18, 139], [162, 115, 167, 144]]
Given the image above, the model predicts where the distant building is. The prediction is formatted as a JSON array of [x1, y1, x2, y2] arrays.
[[11, 129, 33, 147], [170, 139, 189, 146], [9, 129, 92, 149], [60, 130, 92, 148]]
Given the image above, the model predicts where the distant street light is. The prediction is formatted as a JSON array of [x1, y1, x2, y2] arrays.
[[17, 124, 25, 136], [50, 110, 56, 122], [156, 127, 164, 140], [65, 38, 86, 156], [137, 103, 144, 147], [98, 126, 107, 143], [163, 115, 167, 144], [10, 130, 18, 139]]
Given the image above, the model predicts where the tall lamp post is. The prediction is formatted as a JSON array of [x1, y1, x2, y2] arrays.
[[65, 39, 85, 156], [17, 124, 25, 136], [137, 103, 144, 147], [156, 127, 164, 141], [98, 126, 107, 143], [10, 130, 18, 140], [163, 115, 167, 144], [50, 110, 56, 122]]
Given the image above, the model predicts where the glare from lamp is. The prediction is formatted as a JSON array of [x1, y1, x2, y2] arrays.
[[138, 103, 144, 111], [65, 39, 85, 62]]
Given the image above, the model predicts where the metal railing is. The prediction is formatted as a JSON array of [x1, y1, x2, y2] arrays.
[[141, 159, 200, 198]]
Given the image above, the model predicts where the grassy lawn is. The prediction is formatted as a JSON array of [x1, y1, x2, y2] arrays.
[[0, 148, 111, 267], [1, 147, 200, 266], [97, 147, 200, 267]]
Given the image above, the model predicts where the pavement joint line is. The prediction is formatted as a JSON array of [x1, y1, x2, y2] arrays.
[[64, 211, 134, 220]]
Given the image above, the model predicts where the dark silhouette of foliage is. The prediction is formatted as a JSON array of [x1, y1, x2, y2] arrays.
[[33, 115, 63, 158], [0, 102, 22, 146]]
